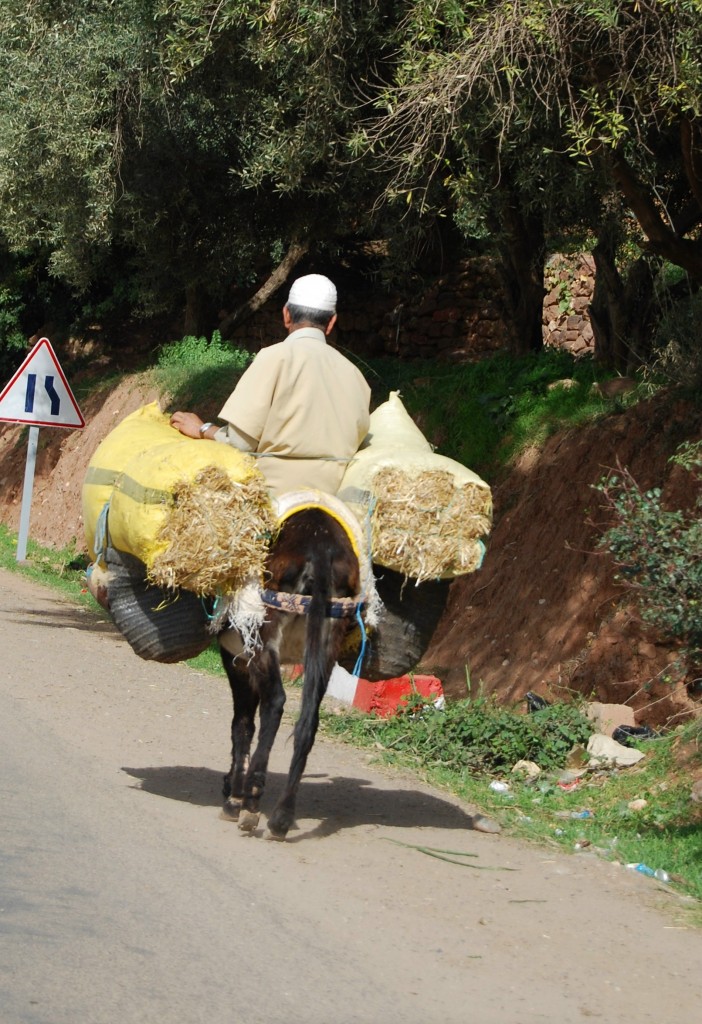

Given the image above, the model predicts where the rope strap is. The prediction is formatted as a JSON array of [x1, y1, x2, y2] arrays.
[[260, 588, 362, 619]]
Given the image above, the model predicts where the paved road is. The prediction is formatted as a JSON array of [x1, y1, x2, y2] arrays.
[[1, 569, 701, 1024]]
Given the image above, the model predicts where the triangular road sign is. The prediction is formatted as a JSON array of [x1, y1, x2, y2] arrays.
[[0, 337, 85, 428]]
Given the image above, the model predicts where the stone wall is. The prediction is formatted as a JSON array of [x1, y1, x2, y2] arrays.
[[356, 258, 510, 362], [542, 252, 595, 357], [228, 253, 595, 362]]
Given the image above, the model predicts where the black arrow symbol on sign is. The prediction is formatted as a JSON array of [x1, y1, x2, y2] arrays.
[[25, 374, 36, 413], [44, 375, 60, 416]]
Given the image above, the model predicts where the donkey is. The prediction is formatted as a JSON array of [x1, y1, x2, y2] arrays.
[[217, 506, 362, 839]]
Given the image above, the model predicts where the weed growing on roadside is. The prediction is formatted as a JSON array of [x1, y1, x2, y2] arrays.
[[324, 693, 593, 774], [322, 697, 702, 905], [0, 523, 100, 611]]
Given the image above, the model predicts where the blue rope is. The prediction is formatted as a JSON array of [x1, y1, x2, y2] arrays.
[[351, 602, 368, 678], [93, 501, 110, 564], [476, 539, 487, 570], [349, 499, 376, 678], [202, 595, 220, 622]]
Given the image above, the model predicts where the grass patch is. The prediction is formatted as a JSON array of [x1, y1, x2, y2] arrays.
[[151, 330, 252, 415], [185, 640, 226, 675], [321, 694, 702, 911], [0, 523, 102, 614], [360, 349, 643, 478]]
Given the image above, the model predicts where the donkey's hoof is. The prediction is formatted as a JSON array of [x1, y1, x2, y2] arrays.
[[265, 826, 288, 842], [219, 798, 241, 822], [238, 809, 260, 833], [267, 811, 293, 840]]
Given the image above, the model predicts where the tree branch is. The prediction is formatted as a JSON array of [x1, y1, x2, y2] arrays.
[[218, 238, 310, 336], [608, 149, 702, 281]]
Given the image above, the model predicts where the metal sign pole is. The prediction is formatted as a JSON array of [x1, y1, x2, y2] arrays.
[[16, 425, 39, 562]]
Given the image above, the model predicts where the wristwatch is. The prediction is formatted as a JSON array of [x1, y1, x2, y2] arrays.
[[199, 422, 214, 436]]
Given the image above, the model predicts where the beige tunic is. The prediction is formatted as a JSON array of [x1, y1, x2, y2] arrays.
[[217, 327, 371, 497]]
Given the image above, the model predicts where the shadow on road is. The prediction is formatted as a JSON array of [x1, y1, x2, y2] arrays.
[[122, 763, 480, 838], [7, 606, 119, 635]]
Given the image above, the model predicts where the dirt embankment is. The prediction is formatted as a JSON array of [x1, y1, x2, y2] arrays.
[[423, 392, 702, 725], [1, 372, 700, 727]]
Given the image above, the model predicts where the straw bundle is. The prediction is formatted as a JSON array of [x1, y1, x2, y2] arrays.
[[148, 465, 277, 595], [83, 402, 277, 595], [368, 467, 490, 581], [339, 392, 492, 582]]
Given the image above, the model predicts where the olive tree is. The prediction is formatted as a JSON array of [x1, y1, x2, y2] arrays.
[[358, 0, 702, 367]]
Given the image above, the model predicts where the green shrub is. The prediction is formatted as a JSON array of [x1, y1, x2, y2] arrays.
[[325, 692, 593, 775], [596, 442, 702, 675], [153, 330, 252, 410]]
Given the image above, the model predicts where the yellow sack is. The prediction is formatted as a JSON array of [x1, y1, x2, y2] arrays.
[[82, 403, 181, 560], [82, 402, 277, 595], [338, 391, 492, 581]]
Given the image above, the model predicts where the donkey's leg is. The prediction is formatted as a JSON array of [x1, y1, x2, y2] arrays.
[[220, 653, 258, 822], [237, 643, 287, 833], [267, 628, 339, 840]]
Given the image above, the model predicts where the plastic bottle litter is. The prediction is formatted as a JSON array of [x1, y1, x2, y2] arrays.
[[626, 862, 670, 881], [626, 862, 655, 876], [570, 809, 594, 819], [489, 780, 510, 793]]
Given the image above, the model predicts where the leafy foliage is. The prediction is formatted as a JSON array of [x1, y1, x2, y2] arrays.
[[325, 693, 594, 775], [153, 330, 252, 411], [367, 348, 624, 476], [362, 1, 702, 252], [1, 1, 702, 363], [0, 283, 27, 380], [597, 444, 702, 673]]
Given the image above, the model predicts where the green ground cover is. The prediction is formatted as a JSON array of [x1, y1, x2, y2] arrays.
[[322, 690, 702, 912]]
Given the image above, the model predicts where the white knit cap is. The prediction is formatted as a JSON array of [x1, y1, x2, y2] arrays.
[[287, 274, 337, 314]]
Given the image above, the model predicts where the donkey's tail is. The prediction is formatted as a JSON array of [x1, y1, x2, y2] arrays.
[[303, 547, 335, 696]]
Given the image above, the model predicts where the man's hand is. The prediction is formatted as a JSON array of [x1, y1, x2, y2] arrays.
[[170, 411, 207, 438]]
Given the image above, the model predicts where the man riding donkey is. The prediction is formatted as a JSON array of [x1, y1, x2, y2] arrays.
[[172, 274, 375, 838]]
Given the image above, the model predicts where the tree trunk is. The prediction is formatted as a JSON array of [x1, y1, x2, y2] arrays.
[[608, 148, 702, 283], [219, 239, 310, 337], [590, 222, 626, 371], [495, 199, 546, 354], [590, 221, 660, 373]]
